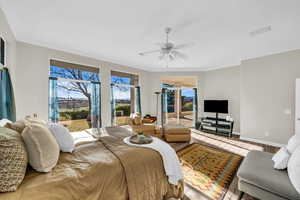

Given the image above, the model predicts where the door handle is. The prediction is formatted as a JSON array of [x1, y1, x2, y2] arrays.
[[298, 118, 300, 121]]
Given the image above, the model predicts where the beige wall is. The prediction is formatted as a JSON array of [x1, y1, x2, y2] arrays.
[[0, 7, 17, 87], [240, 50, 300, 145], [202, 66, 241, 132], [198, 50, 300, 145], [15, 42, 150, 127]]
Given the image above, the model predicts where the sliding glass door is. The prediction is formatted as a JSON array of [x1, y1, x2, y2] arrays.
[[180, 88, 198, 126], [162, 87, 198, 127]]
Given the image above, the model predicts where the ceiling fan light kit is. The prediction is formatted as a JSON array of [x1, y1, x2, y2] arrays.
[[139, 27, 191, 67]]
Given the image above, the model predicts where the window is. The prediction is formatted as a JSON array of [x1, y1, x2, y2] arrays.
[[49, 60, 101, 132], [111, 71, 141, 126], [161, 77, 198, 127]]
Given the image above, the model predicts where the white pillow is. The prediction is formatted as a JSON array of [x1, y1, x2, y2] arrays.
[[272, 146, 290, 169], [288, 145, 300, 194], [22, 123, 60, 172], [287, 135, 300, 154], [0, 119, 12, 127], [47, 123, 75, 153]]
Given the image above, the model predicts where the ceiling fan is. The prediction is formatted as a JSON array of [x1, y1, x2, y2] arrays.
[[138, 27, 191, 66]]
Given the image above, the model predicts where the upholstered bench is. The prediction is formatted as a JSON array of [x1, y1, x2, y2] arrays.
[[163, 124, 191, 142], [237, 150, 300, 200]]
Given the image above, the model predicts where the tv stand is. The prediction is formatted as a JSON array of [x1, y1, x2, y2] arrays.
[[199, 113, 234, 137]]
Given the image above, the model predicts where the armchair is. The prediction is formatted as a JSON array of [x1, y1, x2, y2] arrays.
[[128, 114, 162, 138]]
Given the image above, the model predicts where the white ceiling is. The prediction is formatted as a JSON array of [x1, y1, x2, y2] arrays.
[[1, 0, 300, 71]]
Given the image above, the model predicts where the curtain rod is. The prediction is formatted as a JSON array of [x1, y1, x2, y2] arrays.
[[162, 86, 196, 90], [111, 83, 138, 88]]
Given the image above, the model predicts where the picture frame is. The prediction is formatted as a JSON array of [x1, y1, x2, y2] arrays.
[[0, 37, 5, 67]]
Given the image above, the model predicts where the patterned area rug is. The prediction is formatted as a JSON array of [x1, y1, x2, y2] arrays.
[[177, 143, 243, 200]]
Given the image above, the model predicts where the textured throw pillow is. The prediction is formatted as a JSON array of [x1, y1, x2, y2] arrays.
[[272, 146, 290, 169], [5, 120, 29, 134], [287, 134, 300, 154], [134, 117, 142, 125], [0, 119, 12, 127], [288, 145, 300, 194], [47, 123, 75, 153], [21, 123, 59, 172], [0, 127, 28, 192]]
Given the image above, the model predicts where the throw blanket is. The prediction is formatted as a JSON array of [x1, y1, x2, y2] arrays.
[[99, 137, 184, 200], [0, 136, 183, 200], [123, 136, 183, 185]]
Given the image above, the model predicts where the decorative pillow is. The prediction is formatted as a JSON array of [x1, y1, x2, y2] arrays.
[[0, 119, 12, 127], [288, 145, 300, 194], [0, 127, 28, 192], [21, 123, 59, 172], [5, 120, 29, 133], [272, 146, 290, 169], [134, 117, 142, 125], [287, 134, 300, 154], [47, 123, 75, 153]]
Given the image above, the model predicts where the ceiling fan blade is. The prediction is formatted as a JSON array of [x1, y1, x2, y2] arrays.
[[172, 50, 188, 60], [158, 53, 165, 60], [174, 43, 194, 50], [138, 49, 161, 56], [169, 53, 175, 61]]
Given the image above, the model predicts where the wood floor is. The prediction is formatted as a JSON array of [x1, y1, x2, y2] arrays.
[[170, 129, 279, 200]]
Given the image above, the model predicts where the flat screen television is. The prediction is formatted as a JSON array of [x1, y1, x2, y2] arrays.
[[204, 100, 228, 114]]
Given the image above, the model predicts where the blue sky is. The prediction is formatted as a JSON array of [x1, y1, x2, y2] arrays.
[[57, 80, 88, 99], [111, 75, 132, 100], [182, 89, 194, 97], [112, 86, 131, 100], [51, 65, 98, 99]]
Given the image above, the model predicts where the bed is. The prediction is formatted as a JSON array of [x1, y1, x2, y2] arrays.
[[0, 135, 183, 200]]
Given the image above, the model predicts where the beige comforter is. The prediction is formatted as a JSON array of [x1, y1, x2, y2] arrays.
[[0, 136, 183, 200]]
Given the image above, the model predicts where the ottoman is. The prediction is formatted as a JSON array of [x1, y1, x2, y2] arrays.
[[163, 124, 191, 142]]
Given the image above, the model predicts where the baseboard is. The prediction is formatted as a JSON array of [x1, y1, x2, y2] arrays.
[[239, 136, 284, 147]]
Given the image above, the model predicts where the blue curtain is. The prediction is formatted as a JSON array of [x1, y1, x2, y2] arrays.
[[91, 82, 101, 129], [193, 88, 198, 127], [161, 88, 167, 126], [0, 68, 16, 121], [110, 84, 116, 126], [49, 77, 59, 123], [135, 86, 141, 115]]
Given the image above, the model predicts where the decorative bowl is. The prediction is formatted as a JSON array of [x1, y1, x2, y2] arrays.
[[129, 134, 153, 144]]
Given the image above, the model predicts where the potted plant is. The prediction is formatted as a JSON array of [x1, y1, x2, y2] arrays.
[[137, 131, 144, 136]]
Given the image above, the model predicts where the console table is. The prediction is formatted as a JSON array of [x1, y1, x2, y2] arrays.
[[199, 117, 234, 137]]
